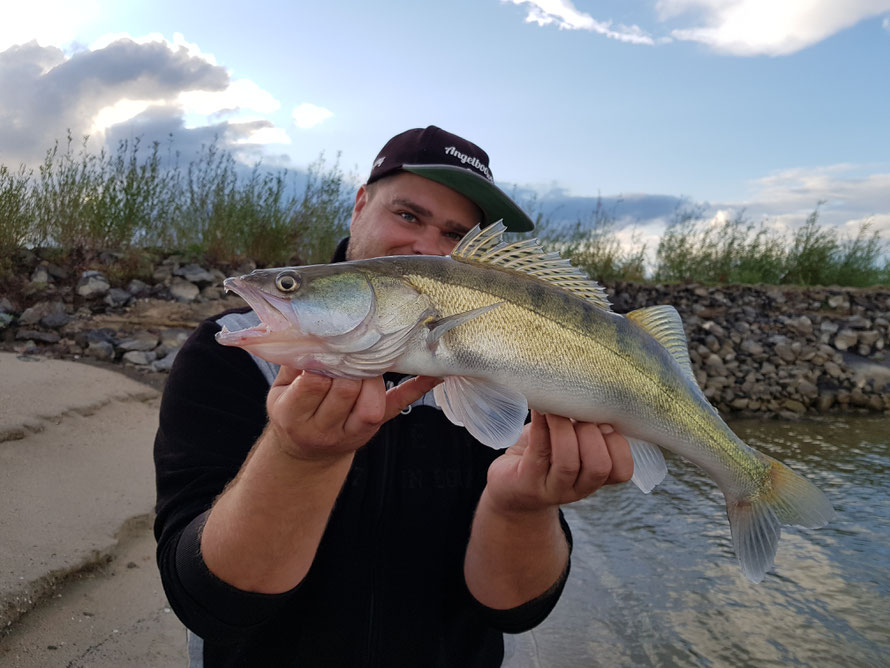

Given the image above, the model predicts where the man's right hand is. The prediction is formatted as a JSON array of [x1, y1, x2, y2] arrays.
[[266, 368, 441, 461]]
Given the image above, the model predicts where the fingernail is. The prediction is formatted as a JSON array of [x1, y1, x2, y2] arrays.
[[599, 424, 614, 435]]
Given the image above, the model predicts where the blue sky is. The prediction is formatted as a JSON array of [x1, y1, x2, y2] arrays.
[[2, 0, 889, 248]]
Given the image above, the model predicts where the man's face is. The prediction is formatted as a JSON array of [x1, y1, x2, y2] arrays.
[[346, 172, 483, 261]]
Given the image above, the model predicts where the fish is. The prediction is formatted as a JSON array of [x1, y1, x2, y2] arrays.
[[216, 221, 834, 583]]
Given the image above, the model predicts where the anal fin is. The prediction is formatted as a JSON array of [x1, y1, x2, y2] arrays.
[[627, 438, 667, 493]]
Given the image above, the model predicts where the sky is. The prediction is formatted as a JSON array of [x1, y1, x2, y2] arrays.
[[2, 0, 889, 251]]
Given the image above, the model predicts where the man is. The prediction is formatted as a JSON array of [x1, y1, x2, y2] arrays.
[[154, 126, 632, 667]]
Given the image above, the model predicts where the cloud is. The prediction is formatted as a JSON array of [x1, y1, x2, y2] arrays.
[[0, 0, 100, 51], [505, 0, 656, 45], [292, 103, 333, 129], [884, 15, 890, 31], [657, 0, 890, 55], [0, 34, 288, 167]]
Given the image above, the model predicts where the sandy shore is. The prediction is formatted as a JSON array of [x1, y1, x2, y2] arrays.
[[0, 352, 186, 665]]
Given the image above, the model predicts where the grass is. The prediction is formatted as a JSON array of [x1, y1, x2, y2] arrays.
[[1, 134, 888, 287], [1, 133, 355, 275], [654, 204, 889, 287]]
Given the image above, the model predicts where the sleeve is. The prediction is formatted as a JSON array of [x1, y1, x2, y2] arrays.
[[153, 315, 299, 641], [471, 510, 573, 634]]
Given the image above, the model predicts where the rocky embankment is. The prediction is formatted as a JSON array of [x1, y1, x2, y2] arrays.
[[1, 250, 889, 418]]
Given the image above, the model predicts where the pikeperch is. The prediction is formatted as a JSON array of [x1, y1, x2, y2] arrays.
[[216, 222, 835, 582]]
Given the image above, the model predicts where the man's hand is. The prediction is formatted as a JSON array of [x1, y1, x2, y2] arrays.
[[484, 410, 634, 515], [266, 368, 441, 461], [464, 411, 633, 609]]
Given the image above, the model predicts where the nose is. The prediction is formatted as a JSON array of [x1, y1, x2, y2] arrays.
[[411, 226, 443, 255]]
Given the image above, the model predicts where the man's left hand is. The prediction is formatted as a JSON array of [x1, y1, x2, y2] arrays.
[[484, 410, 634, 515]]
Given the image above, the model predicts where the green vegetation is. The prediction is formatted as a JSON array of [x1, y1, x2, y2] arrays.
[[532, 197, 648, 283], [655, 205, 889, 287], [1, 135, 888, 287], [0, 133, 355, 275]]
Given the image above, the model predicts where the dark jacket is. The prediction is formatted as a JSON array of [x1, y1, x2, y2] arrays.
[[153, 239, 571, 666]]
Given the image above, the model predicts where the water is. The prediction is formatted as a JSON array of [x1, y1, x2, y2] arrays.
[[505, 416, 890, 667]]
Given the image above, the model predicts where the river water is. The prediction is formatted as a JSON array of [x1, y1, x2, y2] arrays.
[[505, 416, 890, 667]]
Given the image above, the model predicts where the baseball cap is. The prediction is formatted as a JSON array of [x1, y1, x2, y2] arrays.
[[367, 126, 535, 232]]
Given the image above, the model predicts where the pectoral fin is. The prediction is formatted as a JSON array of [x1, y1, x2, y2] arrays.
[[427, 302, 504, 345], [433, 376, 528, 449], [627, 438, 667, 493]]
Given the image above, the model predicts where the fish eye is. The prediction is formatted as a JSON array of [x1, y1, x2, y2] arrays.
[[275, 270, 301, 293]]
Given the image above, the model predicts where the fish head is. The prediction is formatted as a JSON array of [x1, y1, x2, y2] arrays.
[[215, 263, 433, 376]]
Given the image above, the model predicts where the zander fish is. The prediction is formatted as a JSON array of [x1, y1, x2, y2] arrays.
[[217, 222, 834, 582]]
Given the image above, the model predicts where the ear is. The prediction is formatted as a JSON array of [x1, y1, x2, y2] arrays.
[[351, 184, 370, 228]]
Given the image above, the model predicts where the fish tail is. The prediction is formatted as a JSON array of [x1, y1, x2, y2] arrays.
[[725, 452, 834, 583]]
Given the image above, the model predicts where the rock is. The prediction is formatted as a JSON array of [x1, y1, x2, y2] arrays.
[[160, 329, 190, 348], [117, 331, 160, 352], [833, 329, 858, 351], [796, 378, 819, 399], [789, 315, 813, 336], [0, 297, 14, 313], [175, 263, 216, 285], [104, 288, 133, 308], [76, 271, 111, 298], [85, 340, 115, 360], [30, 265, 51, 284], [151, 349, 179, 372], [169, 277, 200, 302], [859, 330, 881, 347], [730, 398, 749, 410], [45, 262, 68, 280], [15, 328, 61, 344], [827, 295, 849, 309], [200, 286, 226, 300], [774, 342, 797, 363], [705, 334, 720, 353], [0, 313, 14, 330], [20, 300, 67, 328], [127, 279, 150, 296], [739, 339, 763, 356], [783, 399, 807, 414], [122, 350, 156, 365], [824, 361, 843, 378], [153, 265, 174, 282], [819, 320, 839, 335]]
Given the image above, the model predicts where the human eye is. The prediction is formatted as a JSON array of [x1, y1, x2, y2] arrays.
[[398, 211, 418, 223], [443, 230, 464, 241]]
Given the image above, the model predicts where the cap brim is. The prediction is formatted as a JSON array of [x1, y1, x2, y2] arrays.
[[402, 164, 534, 232]]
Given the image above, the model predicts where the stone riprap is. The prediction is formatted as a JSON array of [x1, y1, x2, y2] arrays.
[[1, 250, 888, 418]]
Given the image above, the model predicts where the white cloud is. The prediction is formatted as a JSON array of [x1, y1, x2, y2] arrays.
[[883, 15, 890, 31], [657, 0, 890, 55], [179, 78, 280, 116], [0, 0, 99, 51], [505, 0, 656, 45], [235, 124, 292, 146], [292, 103, 333, 129]]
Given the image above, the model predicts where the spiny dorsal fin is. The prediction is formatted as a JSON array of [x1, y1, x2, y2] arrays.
[[625, 305, 697, 384], [452, 221, 612, 311]]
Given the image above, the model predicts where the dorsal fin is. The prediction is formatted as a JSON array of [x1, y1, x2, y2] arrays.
[[625, 305, 697, 384], [451, 221, 612, 311]]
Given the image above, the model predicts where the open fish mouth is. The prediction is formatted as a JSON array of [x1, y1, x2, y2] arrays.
[[217, 277, 294, 342]]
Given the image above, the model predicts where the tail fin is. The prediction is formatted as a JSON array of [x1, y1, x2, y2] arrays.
[[726, 453, 834, 583]]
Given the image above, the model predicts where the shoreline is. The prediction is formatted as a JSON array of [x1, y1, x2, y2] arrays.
[[2, 252, 888, 418]]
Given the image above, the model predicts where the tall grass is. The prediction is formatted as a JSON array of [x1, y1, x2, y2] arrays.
[[1, 133, 355, 271], [1, 135, 888, 287], [655, 205, 889, 287], [532, 197, 648, 283]]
